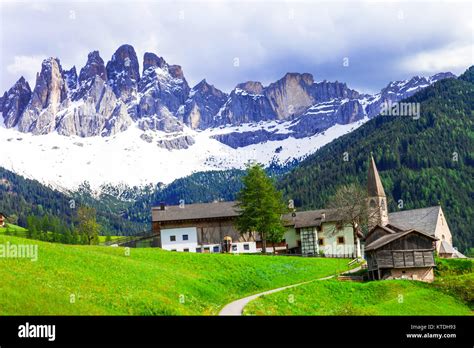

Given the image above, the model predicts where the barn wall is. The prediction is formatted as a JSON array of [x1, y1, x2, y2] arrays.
[[388, 267, 434, 282]]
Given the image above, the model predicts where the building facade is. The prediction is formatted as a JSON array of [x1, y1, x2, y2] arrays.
[[283, 211, 356, 257], [152, 202, 258, 253]]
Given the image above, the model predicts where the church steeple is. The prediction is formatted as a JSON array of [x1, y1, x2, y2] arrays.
[[368, 155, 386, 197], [367, 155, 389, 231]]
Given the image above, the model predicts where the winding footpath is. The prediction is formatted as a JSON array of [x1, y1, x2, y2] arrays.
[[219, 266, 361, 316]]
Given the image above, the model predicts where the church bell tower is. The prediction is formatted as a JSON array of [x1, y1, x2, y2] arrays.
[[367, 155, 389, 231]]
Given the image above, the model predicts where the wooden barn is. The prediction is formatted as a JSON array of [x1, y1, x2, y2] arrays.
[[364, 225, 438, 282]]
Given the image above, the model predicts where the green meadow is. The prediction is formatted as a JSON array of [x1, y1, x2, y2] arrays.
[[0, 234, 350, 315], [244, 259, 474, 316]]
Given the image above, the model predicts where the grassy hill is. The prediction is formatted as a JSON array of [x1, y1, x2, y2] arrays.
[[244, 259, 474, 316], [0, 235, 350, 315]]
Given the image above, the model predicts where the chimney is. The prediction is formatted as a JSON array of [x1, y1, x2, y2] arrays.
[[159, 202, 165, 211]]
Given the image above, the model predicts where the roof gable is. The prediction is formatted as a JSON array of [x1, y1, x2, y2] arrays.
[[152, 201, 239, 222], [365, 228, 437, 251], [388, 206, 441, 236]]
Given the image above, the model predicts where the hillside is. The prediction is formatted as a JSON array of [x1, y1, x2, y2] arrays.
[[0, 235, 350, 315], [245, 258, 474, 315], [278, 67, 474, 252], [0, 166, 144, 236], [244, 277, 473, 316]]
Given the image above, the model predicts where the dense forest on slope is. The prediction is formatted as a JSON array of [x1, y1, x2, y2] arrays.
[[0, 167, 145, 235], [278, 67, 474, 252]]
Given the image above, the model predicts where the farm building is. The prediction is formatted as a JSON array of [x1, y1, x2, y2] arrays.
[[282, 209, 360, 257], [152, 202, 263, 253], [364, 226, 438, 282]]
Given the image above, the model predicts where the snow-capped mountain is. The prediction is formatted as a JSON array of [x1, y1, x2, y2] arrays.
[[0, 43, 455, 191]]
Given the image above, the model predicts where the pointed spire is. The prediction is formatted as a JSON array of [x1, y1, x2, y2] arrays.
[[368, 155, 386, 197]]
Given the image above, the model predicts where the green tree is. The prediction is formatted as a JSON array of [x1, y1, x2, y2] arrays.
[[75, 206, 100, 245], [236, 164, 288, 254]]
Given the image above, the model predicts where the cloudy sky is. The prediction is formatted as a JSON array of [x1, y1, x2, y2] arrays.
[[0, 0, 472, 94]]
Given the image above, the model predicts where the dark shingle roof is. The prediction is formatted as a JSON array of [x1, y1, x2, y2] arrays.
[[283, 209, 342, 228], [152, 201, 239, 222], [365, 229, 437, 251], [388, 206, 441, 236], [152, 201, 344, 227]]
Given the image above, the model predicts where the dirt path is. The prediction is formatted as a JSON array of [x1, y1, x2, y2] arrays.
[[219, 266, 361, 316]]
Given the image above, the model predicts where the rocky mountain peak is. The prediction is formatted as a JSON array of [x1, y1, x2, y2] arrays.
[[282, 72, 314, 86], [32, 57, 68, 109], [16, 57, 68, 134], [0, 76, 32, 128], [168, 65, 185, 80], [143, 52, 167, 72], [193, 79, 226, 97], [264, 72, 316, 119], [106, 44, 140, 101], [235, 81, 264, 95], [78, 51, 107, 83]]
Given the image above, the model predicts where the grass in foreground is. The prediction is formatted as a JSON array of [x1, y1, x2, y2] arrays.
[[0, 235, 351, 315], [244, 260, 474, 316]]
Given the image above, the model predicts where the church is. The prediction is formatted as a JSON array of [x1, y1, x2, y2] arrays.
[[364, 156, 465, 282]]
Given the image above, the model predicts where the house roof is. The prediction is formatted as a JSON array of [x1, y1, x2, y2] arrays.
[[152, 201, 344, 228], [152, 201, 239, 222], [367, 155, 386, 197], [439, 241, 467, 258], [439, 240, 456, 254], [388, 206, 441, 236], [365, 228, 437, 251], [283, 208, 343, 228]]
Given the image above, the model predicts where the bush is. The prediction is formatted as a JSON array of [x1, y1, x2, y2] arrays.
[[435, 258, 473, 276], [433, 274, 474, 309]]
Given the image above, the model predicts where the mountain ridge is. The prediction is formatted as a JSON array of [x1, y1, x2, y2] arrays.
[[1, 43, 455, 139]]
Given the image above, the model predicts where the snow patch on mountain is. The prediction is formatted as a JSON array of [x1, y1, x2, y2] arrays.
[[0, 117, 368, 191]]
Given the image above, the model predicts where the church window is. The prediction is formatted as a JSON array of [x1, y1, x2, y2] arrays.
[[318, 238, 325, 246], [369, 199, 376, 208], [381, 199, 386, 210], [337, 236, 345, 244]]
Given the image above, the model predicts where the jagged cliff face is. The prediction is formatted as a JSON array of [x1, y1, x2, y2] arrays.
[[106, 44, 140, 102], [265, 73, 315, 119], [183, 79, 228, 129], [1, 43, 456, 141], [0, 76, 31, 128], [17, 58, 68, 134], [134, 52, 190, 132]]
